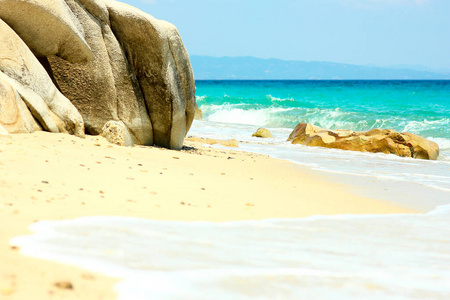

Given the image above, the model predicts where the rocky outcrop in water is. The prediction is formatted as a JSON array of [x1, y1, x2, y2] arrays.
[[287, 122, 439, 160], [0, 0, 195, 149], [252, 128, 272, 138]]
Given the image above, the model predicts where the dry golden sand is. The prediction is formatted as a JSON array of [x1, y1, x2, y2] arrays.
[[0, 131, 418, 299]]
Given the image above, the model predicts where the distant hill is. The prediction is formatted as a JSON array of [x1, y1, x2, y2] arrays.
[[190, 56, 450, 80]]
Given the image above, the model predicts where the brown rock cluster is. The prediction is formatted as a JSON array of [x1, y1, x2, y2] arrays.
[[287, 122, 439, 160], [0, 0, 195, 149]]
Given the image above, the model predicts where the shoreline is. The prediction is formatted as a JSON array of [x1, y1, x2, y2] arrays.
[[1, 131, 420, 299], [320, 170, 450, 212]]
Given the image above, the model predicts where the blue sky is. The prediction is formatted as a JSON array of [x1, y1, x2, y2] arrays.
[[120, 0, 450, 70]]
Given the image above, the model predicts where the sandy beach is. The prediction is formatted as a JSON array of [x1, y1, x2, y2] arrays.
[[1, 0, 448, 297], [0, 131, 419, 299]]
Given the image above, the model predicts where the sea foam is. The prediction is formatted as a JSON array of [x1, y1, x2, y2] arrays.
[[11, 208, 450, 300], [189, 119, 450, 192]]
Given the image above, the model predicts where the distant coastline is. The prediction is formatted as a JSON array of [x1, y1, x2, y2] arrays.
[[191, 55, 450, 80]]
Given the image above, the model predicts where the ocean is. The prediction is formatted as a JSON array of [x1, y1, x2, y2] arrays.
[[192, 80, 450, 192], [12, 80, 450, 299]]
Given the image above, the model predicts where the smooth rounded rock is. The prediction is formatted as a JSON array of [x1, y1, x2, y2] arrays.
[[101, 120, 134, 147], [252, 127, 273, 138], [0, 0, 92, 63], [105, 0, 196, 149]]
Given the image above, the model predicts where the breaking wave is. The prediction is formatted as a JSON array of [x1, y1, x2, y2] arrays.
[[199, 102, 448, 138], [194, 80, 450, 157]]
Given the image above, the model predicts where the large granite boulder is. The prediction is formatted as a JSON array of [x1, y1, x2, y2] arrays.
[[0, 0, 92, 63], [46, 0, 148, 142], [46, 0, 195, 149], [106, 0, 196, 149], [0, 18, 84, 136], [0, 0, 195, 150], [287, 122, 439, 160]]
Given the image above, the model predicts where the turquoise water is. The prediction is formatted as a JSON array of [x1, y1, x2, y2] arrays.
[[191, 80, 450, 191], [11, 80, 450, 300], [196, 80, 450, 142]]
